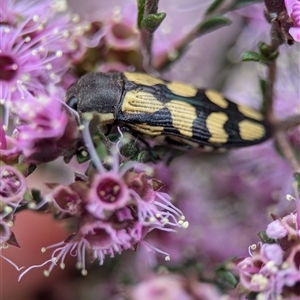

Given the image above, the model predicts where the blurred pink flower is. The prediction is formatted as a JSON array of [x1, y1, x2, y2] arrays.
[[87, 172, 131, 218], [0, 133, 21, 164], [237, 243, 300, 298], [285, 0, 300, 41], [0, 220, 11, 245], [129, 274, 222, 300], [49, 184, 81, 215], [0, 0, 87, 104], [236, 192, 300, 298], [0, 165, 27, 205], [18, 129, 188, 278], [15, 93, 79, 163], [266, 220, 288, 239]]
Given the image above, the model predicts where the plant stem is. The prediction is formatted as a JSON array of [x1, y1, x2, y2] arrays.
[[275, 130, 300, 172], [264, 10, 300, 172], [154, 0, 235, 71], [140, 0, 159, 71], [277, 114, 300, 131], [265, 22, 282, 118]]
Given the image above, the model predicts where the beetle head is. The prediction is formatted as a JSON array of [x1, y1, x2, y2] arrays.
[[66, 72, 123, 120]]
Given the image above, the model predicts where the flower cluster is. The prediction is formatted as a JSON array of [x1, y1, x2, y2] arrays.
[[18, 124, 188, 279], [0, 164, 25, 267], [0, 0, 90, 165], [0, 0, 91, 105], [73, 1, 141, 74], [0, 0, 92, 273], [14, 93, 79, 163], [236, 192, 300, 299]]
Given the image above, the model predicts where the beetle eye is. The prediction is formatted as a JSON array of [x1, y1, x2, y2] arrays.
[[66, 96, 78, 111]]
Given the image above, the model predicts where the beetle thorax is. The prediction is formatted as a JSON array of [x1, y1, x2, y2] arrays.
[[75, 72, 124, 124]]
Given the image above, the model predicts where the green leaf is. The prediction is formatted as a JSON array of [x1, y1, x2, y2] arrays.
[[296, 172, 300, 195], [30, 188, 49, 211], [137, 0, 146, 28], [242, 42, 278, 65], [206, 0, 263, 15], [217, 270, 238, 288], [141, 12, 166, 32], [259, 78, 267, 114], [15, 163, 37, 177], [241, 51, 263, 62], [258, 41, 272, 55], [31, 189, 43, 203], [14, 203, 28, 213], [258, 41, 279, 61], [246, 291, 260, 300], [76, 148, 90, 164], [23, 191, 33, 202], [257, 231, 276, 244], [27, 164, 37, 176], [259, 78, 267, 96], [231, 0, 263, 10], [120, 141, 139, 158], [205, 0, 226, 15], [267, 50, 279, 61], [198, 16, 231, 35], [96, 142, 108, 161], [131, 150, 151, 163]]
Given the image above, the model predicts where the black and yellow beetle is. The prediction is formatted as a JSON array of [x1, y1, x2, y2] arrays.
[[66, 72, 271, 150]]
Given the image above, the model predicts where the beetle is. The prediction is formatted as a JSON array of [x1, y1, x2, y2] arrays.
[[66, 72, 271, 151]]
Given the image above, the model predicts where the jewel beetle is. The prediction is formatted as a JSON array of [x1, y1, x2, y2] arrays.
[[66, 72, 271, 150]]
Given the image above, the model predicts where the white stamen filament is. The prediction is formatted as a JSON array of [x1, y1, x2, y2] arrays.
[[82, 119, 105, 173], [18, 258, 57, 281], [1, 254, 25, 272]]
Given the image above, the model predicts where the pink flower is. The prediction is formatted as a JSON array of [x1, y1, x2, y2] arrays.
[[15, 93, 79, 163], [237, 243, 300, 298], [0, 214, 22, 272], [0, 120, 20, 163], [266, 219, 288, 239], [87, 172, 131, 218], [285, 0, 300, 41], [0, 219, 11, 245], [79, 2, 140, 73], [266, 193, 300, 249], [18, 127, 187, 278], [129, 273, 223, 300], [0, 0, 91, 129], [17, 94, 67, 143], [0, 165, 27, 205], [38, 217, 136, 277], [237, 193, 300, 298], [101, 2, 139, 51], [49, 184, 82, 215], [0, 134, 21, 164], [130, 275, 193, 300], [83, 126, 186, 232], [0, 119, 7, 149]]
